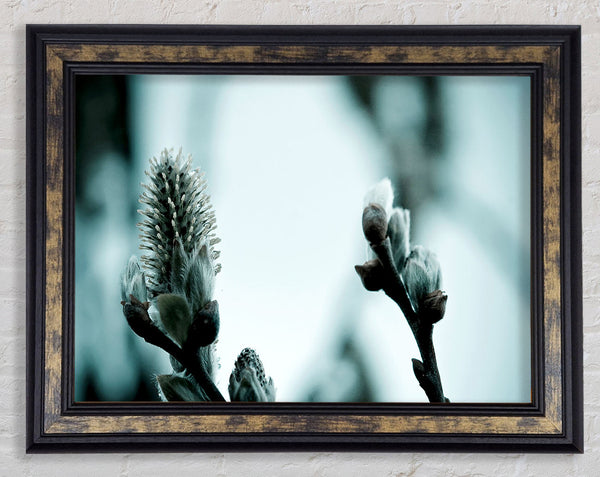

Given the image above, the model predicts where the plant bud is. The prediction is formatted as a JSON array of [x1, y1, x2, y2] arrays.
[[184, 300, 220, 350], [156, 373, 209, 402], [355, 259, 385, 291], [412, 358, 426, 381], [363, 178, 393, 213], [387, 207, 411, 268], [156, 293, 192, 346], [182, 242, 215, 316], [121, 294, 153, 338], [402, 246, 442, 311], [120, 256, 148, 303], [420, 289, 447, 324], [362, 203, 388, 244], [229, 348, 276, 402]]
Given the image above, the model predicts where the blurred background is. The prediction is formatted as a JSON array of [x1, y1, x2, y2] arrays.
[[74, 73, 531, 403]]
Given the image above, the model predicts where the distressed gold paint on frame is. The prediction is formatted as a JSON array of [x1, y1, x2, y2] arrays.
[[44, 46, 66, 428], [43, 43, 564, 436], [542, 48, 563, 432], [49, 43, 554, 65], [46, 414, 560, 435]]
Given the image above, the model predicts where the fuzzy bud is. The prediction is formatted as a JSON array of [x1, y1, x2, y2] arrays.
[[362, 203, 388, 245], [355, 259, 385, 291], [182, 242, 215, 315], [229, 348, 276, 402], [121, 294, 152, 338], [156, 293, 192, 346], [120, 256, 148, 303], [420, 289, 447, 324], [156, 373, 209, 402], [138, 148, 220, 295], [402, 246, 442, 312], [363, 177, 393, 214], [387, 207, 411, 268], [184, 300, 220, 350]]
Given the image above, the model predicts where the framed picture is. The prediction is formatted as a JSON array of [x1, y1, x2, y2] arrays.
[[26, 25, 582, 452]]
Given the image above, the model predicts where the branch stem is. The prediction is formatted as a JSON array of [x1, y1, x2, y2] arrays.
[[370, 238, 447, 403], [124, 302, 226, 402]]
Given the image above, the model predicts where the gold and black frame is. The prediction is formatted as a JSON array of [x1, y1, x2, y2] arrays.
[[26, 25, 582, 452]]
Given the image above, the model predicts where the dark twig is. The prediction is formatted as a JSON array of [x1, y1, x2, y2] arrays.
[[371, 240, 417, 321], [122, 295, 226, 402]]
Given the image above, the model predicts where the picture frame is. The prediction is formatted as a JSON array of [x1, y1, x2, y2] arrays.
[[26, 25, 582, 452]]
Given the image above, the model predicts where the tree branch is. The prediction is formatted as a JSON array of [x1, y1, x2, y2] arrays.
[[359, 238, 448, 403], [122, 295, 226, 402]]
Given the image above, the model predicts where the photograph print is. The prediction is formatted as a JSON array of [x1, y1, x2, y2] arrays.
[[74, 72, 531, 404]]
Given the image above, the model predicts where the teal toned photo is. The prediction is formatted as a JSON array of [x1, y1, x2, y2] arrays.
[[74, 74, 531, 403]]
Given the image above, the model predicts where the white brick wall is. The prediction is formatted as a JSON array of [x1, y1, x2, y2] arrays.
[[2, 1, 596, 474]]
